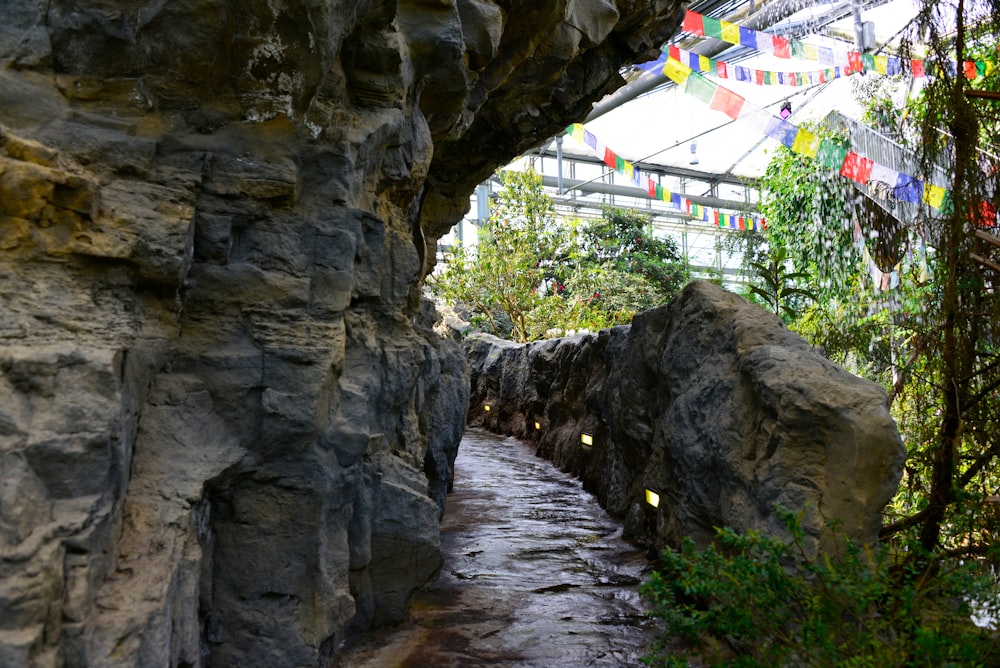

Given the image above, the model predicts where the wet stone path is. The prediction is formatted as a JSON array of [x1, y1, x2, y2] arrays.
[[336, 428, 656, 667]]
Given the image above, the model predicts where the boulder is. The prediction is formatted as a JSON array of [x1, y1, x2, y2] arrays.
[[467, 281, 906, 558]]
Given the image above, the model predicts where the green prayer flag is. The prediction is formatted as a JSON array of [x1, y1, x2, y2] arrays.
[[816, 139, 848, 170], [702, 16, 722, 39], [685, 73, 717, 105]]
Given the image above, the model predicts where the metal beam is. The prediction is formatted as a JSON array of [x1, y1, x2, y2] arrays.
[[528, 175, 758, 212], [531, 147, 756, 188]]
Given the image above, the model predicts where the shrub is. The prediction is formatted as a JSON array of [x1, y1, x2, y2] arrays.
[[640, 508, 1000, 667]]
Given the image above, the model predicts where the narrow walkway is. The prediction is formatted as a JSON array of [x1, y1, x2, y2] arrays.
[[336, 428, 655, 667]]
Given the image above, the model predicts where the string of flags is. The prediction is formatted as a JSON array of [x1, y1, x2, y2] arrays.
[[662, 57, 952, 212], [679, 9, 997, 80], [563, 123, 767, 231], [668, 45, 864, 86]]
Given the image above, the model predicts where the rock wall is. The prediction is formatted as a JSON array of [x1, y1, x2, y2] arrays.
[[467, 281, 906, 557], [0, 1, 682, 666]]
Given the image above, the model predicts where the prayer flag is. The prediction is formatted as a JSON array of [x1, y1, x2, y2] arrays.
[[685, 72, 717, 105], [663, 57, 691, 84], [869, 163, 899, 188], [924, 183, 947, 209], [840, 152, 873, 184], [848, 51, 863, 73], [816, 139, 849, 170], [603, 148, 616, 168], [703, 16, 722, 39], [682, 11, 704, 35], [721, 21, 740, 44], [791, 128, 821, 158], [739, 27, 757, 49], [772, 35, 791, 58], [765, 116, 797, 148], [894, 175, 923, 203], [709, 85, 745, 119]]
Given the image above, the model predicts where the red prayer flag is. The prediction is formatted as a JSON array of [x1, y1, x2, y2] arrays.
[[682, 11, 705, 36], [668, 45, 681, 61], [755, 70, 764, 85], [912, 59, 925, 77], [647, 179, 656, 197], [603, 147, 616, 168], [772, 35, 790, 58], [840, 152, 873, 184], [964, 61, 977, 79], [708, 86, 745, 120], [848, 52, 863, 73], [717, 61, 728, 78]]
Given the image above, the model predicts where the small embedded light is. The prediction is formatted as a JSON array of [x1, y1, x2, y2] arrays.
[[535, 421, 541, 430], [780, 101, 792, 119], [645, 488, 661, 508], [483, 404, 491, 412], [580, 433, 593, 447]]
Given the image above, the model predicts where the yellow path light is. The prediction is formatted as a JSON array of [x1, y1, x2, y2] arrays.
[[645, 488, 660, 508]]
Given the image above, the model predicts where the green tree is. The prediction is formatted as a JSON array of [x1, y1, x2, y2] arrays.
[[431, 168, 569, 342], [431, 174, 690, 340]]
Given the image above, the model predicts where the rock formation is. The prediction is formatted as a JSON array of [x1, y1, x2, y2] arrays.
[[0, 1, 682, 666], [467, 281, 906, 558]]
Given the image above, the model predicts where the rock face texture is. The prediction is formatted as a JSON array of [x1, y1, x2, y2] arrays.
[[0, 1, 681, 666], [467, 281, 906, 557]]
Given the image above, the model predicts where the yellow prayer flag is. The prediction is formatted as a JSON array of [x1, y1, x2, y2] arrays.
[[721, 21, 740, 44], [571, 123, 585, 143], [663, 57, 691, 84], [791, 129, 821, 158], [625, 161, 635, 179], [987, 60, 996, 76], [923, 183, 946, 209], [803, 44, 818, 61], [699, 55, 711, 72], [875, 55, 888, 74]]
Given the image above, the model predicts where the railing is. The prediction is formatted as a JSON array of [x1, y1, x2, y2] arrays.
[[825, 110, 951, 225]]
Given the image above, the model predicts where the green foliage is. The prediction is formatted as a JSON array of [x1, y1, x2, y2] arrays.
[[641, 509, 1000, 667], [746, 247, 818, 320], [430, 169, 569, 342], [430, 170, 689, 340]]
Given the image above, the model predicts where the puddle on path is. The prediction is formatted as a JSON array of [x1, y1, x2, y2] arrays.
[[336, 428, 656, 667]]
